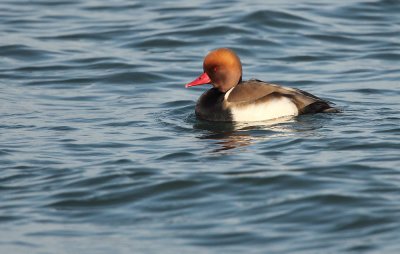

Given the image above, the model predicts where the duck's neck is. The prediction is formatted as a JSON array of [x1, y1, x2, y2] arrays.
[[219, 76, 242, 93]]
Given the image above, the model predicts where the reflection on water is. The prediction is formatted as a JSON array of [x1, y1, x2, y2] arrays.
[[200, 132, 259, 152], [194, 116, 313, 152]]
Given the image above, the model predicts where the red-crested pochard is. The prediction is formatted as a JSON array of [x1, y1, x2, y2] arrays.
[[185, 48, 338, 122]]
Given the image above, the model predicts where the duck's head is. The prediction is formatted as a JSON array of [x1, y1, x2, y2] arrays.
[[185, 48, 242, 93]]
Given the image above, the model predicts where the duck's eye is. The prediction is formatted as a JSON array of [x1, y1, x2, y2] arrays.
[[213, 66, 218, 72]]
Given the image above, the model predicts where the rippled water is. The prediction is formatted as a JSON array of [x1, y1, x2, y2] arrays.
[[1, 0, 400, 253]]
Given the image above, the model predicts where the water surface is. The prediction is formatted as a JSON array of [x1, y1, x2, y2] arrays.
[[1, 0, 400, 253]]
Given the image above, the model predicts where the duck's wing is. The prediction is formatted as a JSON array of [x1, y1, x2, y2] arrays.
[[227, 79, 337, 114]]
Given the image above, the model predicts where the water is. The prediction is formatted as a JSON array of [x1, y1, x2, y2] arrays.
[[1, 0, 399, 253]]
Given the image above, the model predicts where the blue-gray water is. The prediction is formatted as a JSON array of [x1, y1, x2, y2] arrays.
[[1, 0, 399, 253]]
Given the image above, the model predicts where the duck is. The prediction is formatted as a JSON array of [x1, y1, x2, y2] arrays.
[[185, 48, 338, 122]]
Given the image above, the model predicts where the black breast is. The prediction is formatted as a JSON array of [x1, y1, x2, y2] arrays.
[[195, 88, 233, 121]]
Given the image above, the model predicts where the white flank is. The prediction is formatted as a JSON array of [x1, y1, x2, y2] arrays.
[[228, 97, 299, 122]]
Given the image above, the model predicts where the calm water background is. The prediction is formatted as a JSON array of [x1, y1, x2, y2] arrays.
[[1, 0, 399, 253]]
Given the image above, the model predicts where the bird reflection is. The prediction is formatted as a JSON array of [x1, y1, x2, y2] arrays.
[[194, 116, 303, 153], [200, 132, 254, 152]]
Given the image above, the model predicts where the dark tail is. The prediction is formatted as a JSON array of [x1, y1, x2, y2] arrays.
[[301, 101, 340, 114]]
